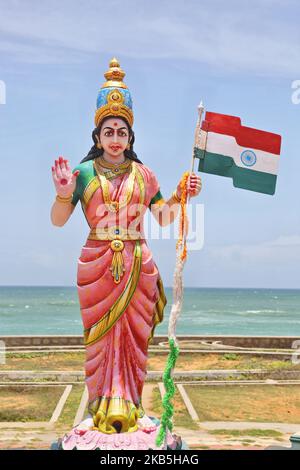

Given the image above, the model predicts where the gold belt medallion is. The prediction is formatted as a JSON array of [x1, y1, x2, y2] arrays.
[[110, 239, 125, 284]]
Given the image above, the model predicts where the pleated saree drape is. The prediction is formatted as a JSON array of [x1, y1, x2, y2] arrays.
[[74, 160, 167, 433]]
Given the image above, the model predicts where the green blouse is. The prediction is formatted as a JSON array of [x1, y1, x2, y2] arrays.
[[71, 160, 164, 210]]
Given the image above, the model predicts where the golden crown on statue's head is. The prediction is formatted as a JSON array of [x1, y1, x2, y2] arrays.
[[95, 58, 134, 128]]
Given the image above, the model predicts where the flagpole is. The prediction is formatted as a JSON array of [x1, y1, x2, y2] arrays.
[[184, 101, 205, 237], [190, 101, 205, 174]]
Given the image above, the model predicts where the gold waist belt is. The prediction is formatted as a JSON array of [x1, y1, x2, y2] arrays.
[[88, 227, 144, 284], [88, 226, 144, 241]]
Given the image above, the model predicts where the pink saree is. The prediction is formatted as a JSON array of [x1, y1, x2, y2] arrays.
[[75, 160, 167, 434]]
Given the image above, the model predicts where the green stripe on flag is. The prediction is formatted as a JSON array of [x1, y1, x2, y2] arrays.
[[194, 148, 277, 195]]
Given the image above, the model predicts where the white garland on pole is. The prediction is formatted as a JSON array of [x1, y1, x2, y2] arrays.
[[157, 102, 205, 449], [168, 102, 205, 345]]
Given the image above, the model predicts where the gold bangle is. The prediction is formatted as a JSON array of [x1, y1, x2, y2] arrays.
[[172, 190, 181, 203], [56, 194, 73, 203]]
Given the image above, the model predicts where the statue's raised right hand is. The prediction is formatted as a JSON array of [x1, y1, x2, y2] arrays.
[[52, 156, 80, 198]]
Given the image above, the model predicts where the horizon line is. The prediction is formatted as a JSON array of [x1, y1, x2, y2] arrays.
[[0, 285, 299, 290]]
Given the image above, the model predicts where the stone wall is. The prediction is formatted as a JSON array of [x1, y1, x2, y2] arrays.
[[1, 335, 299, 349]]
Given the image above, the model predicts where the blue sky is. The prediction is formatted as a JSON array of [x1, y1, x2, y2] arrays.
[[0, 0, 299, 287]]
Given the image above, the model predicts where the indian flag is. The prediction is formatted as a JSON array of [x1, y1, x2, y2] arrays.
[[194, 112, 282, 195]]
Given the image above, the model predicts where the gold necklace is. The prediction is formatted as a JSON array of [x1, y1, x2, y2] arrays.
[[93, 159, 136, 212], [95, 156, 132, 180], [92, 158, 144, 285], [98, 155, 129, 168], [99, 155, 131, 170]]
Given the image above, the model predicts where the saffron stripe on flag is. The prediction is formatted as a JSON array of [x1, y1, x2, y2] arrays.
[[201, 112, 281, 154]]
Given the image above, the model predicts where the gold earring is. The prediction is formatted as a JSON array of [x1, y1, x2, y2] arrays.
[[126, 143, 130, 150], [95, 135, 102, 150]]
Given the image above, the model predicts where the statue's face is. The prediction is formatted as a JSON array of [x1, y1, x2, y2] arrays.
[[99, 117, 129, 158]]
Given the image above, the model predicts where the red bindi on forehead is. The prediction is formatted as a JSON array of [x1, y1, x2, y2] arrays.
[[113, 122, 118, 126]]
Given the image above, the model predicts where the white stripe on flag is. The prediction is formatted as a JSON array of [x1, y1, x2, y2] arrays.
[[200, 131, 279, 175]]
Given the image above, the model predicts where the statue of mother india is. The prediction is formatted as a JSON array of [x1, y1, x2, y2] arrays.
[[51, 58, 201, 449]]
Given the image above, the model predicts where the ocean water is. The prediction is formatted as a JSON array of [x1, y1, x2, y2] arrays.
[[0, 286, 300, 336]]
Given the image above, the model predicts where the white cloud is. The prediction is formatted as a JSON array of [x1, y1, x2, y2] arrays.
[[267, 235, 300, 246], [208, 234, 300, 265], [0, 0, 299, 76]]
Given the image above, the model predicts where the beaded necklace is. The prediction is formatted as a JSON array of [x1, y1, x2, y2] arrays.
[[93, 157, 136, 213]]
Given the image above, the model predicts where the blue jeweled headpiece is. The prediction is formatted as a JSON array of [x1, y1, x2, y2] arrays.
[[94, 58, 134, 128]]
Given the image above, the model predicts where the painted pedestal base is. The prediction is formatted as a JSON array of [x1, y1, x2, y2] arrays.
[[52, 417, 186, 451]]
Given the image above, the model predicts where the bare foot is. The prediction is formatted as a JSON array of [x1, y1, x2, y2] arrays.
[[137, 415, 157, 433]]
